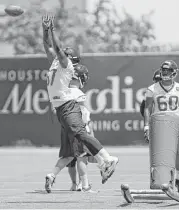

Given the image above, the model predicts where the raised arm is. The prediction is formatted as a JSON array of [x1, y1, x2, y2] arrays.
[[49, 16, 68, 68], [42, 14, 56, 64]]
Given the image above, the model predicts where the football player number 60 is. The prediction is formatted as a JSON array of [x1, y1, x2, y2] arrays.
[[157, 96, 178, 111]]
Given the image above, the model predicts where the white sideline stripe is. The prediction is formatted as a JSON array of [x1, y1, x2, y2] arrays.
[[89, 174, 149, 176], [0, 209, 168, 210], [0, 189, 122, 196], [0, 181, 149, 184], [0, 147, 149, 154], [0, 174, 149, 179], [0, 188, 145, 190]]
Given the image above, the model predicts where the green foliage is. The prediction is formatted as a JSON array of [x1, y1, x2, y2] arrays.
[[1, 0, 159, 54]]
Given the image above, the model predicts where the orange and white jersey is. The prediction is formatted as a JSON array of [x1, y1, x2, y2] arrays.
[[146, 81, 179, 116], [47, 57, 75, 107]]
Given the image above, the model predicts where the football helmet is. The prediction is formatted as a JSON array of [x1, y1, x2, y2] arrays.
[[153, 69, 161, 83], [63, 47, 80, 65], [73, 64, 89, 88], [160, 60, 178, 81]]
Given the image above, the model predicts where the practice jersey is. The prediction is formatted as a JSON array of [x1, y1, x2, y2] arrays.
[[70, 87, 90, 124], [80, 105, 90, 124], [146, 82, 179, 116], [47, 57, 75, 107], [71, 87, 87, 103], [69, 87, 91, 130]]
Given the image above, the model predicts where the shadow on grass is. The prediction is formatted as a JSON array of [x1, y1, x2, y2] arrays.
[[118, 203, 132, 207], [159, 203, 179, 208], [133, 195, 171, 200], [118, 200, 163, 208]]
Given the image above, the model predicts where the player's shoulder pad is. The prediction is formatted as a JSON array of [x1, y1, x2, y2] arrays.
[[66, 58, 74, 70], [147, 83, 156, 93], [174, 82, 179, 92], [174, 81, 179, 86]]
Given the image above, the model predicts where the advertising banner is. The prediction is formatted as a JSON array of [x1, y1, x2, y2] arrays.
[[0, 53, 179, 146]]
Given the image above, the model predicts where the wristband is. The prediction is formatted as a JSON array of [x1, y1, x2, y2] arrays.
[[144, 125, 149, 131], [50, 25, 55, 31]]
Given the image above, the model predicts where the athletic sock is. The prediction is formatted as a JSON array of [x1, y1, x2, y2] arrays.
[[98, 148, 112, 162], [94, 153, 105, 168], [80, 174, 89, 189]]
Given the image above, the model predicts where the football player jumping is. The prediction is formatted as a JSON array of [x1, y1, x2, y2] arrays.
[[46, 64, 97, 193], [42, 13, 119, 192]]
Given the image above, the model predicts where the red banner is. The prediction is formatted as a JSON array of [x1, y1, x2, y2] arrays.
[[0, 53, 179, 146]]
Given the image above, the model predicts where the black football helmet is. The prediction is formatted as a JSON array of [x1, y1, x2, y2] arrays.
[[153, 69, 161, 83], [73, 64, 89, 88], [63, 47, 80, 65], [160, 60, 178, 81]]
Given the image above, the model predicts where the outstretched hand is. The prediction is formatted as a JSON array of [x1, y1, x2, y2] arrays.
[[49, 14, 55, 31], [42, 13, 55, 31]]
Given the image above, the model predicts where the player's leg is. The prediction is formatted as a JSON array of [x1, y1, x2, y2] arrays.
[[67, 158, 78, 191], [175, 149, 179, 191], [76, 156, 97, 193], [140, 99, 145, 117], [77, 173, 82, 191], [45, 125, 74, 193], [45, 157, 74, 193], [56, 100, 119, 183], [77, 157, 89, 190], [72, 125, 118, 182]]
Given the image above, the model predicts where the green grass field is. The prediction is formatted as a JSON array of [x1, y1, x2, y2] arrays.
[[0, 147, 178, 209]]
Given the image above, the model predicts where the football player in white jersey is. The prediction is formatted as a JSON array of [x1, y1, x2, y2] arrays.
[[144, 60, 179, 142], [46, 64, 97, 193], [144, 60, 179, 191], [42, 14, 119, 192], [140, 69, 161, 118]]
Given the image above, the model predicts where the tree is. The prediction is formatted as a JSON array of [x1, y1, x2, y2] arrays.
[[84, 0, 156, 52], [1, 0, 160, 54], [0, 1, 46, 54]]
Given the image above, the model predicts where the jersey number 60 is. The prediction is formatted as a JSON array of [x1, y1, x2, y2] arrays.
[[157, 95, 178, 111]]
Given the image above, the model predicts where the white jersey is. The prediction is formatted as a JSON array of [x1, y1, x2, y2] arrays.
[[70, 87, 90, 124], [70, 87, 87, 103], [47, 57, 75, 107], [80, 105, 91, 133], [146, 81, 179, 116], [80, 105, 90, 124]]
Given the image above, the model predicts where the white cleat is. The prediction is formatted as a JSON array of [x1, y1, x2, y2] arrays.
[[45, 174, 55, 193], [77, 182, 82, 191], [101, 156, 119, 184], [82, 185, 99, 193]]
